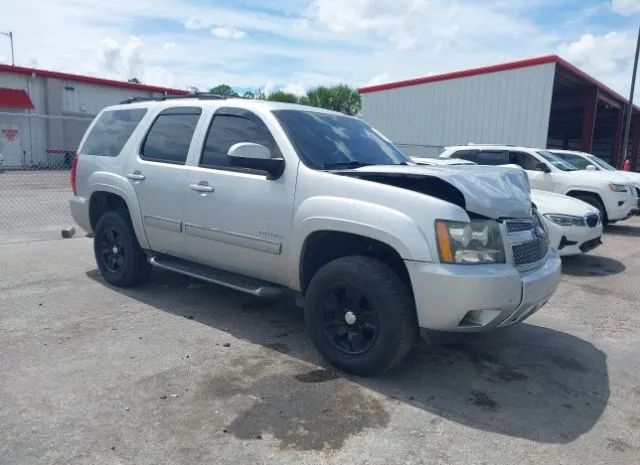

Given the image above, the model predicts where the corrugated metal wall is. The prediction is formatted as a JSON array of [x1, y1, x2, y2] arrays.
[[361, 63, 556, 156], [0, 71, 168, 167]]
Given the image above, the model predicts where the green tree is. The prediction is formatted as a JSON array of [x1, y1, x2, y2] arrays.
[[306, 84, 361, 115], [242, 90, 256, 99], [267, 90, 299, 104], [209, 84, 238, 97]]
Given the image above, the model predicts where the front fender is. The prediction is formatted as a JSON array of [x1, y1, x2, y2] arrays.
[[87, 171, 150, 250], [287, 196, 434, 290]]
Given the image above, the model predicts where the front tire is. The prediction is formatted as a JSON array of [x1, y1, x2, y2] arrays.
[[94, 210, 151, 287], [304, 256, 417, 376]]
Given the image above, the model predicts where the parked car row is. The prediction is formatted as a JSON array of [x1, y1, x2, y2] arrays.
[[70, 97, 632, 376], [412, 157, 605, 257]]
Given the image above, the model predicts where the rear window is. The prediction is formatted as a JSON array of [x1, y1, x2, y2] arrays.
[[477, 150, 508, 165], [80, 109, 147, 157], [451, 150, 477, 162]]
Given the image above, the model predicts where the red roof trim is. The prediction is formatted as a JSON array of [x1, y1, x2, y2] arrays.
[[0, 87, 35, 109], [358, 54, 637, 110], [358, 55, 558, 94], [0, 64, 188, 95]]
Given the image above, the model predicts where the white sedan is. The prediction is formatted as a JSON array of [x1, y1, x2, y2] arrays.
[[412, 157, 603, 256], [532, 189, 602, 256]]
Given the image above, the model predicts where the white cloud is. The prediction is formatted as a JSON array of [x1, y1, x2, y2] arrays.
[[210, 26, 247, 40], [364, 72, 390, 87], [282, 82, 308, 96], [99, 36, 145, 80], [611, 0, 640, 15], [557, 31, 637, 94]]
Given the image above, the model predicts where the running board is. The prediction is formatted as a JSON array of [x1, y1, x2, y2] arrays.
[[148, 254, 284, 298]]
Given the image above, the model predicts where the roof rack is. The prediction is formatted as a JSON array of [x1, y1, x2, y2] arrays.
[[120, 92, 228, 104]]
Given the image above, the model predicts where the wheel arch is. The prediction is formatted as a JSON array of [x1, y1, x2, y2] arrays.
[[87, 180, 149, 249], [298, 229, 412, 295]]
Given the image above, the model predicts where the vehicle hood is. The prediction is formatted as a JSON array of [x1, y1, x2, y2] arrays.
[[562, 169, 634, 185], [531, 189, 598, 216], [616, 170, 640, 187], [339, 164, 532, 219]]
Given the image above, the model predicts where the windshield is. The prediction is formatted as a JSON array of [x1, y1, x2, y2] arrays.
[[273, 110, 412, 169], [587, 155, 616, 171], [537, 150, 578, 171]]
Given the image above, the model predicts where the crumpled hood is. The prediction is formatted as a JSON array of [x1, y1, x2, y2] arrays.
[[342, 164, 532, 219]]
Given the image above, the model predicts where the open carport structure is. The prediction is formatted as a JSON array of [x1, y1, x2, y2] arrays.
[[359, 55, 640, 168]]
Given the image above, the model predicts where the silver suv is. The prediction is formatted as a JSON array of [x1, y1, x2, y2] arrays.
[[70, 96, 560, 375]]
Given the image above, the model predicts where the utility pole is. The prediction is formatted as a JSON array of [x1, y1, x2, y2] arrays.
[[621, 24, 640, 167], [0, 31, 14, 66]]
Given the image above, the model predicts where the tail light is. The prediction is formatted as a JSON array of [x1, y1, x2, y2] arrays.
[[70, 153, 78, 195]]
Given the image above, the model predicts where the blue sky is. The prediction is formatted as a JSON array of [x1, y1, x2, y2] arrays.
[[0, 0, 639, 96]]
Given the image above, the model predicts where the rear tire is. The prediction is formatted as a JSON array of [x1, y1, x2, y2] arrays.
[[304, 256, 417, 376], [574, 194, 608, 225], [94, 210, 151, 287]]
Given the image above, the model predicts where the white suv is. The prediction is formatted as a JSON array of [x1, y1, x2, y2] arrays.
[[440, 145, 638, 224], [70, 97, 560, 376]]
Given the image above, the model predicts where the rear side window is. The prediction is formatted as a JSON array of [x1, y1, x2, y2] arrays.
[[509, 151, 540, 170], [200, 109, 280, 169], [80, 109, 147, 157], [451, 150, 477, 162], [477, 150, 508, 165], [141, 107, 202, 164]]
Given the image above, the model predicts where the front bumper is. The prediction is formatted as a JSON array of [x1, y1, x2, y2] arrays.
[[405, 249, 561, 332], [605, 191, 638, 221], [545, 220, 603, 256]]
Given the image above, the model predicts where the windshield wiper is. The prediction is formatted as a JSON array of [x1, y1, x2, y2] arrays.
[[322, 161, 376, 170]]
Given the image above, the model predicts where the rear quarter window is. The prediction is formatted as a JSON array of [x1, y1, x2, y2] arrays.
[[451, 150, 477, 162], [80, 108, 147, 157]]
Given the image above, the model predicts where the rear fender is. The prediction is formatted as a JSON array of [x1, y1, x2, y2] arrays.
[[88, 171, 149, 249]]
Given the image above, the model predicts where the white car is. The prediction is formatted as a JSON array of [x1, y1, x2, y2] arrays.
[[413, 158, 603, 256], [550, 149, 640, 204], [439, 145, 638, 224]]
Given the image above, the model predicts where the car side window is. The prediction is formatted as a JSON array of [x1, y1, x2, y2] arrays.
[[508, 151, 540, 170], [80, 109, 147, 157], [557, 153, 590, 169], [140, 107, 202, 165], [477, 150, 508, 165], [451, 150, 477, 162], [200, 108, 281, 169]]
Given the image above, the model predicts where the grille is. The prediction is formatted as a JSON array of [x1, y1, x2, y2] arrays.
[[506, 220, 534, 233], [586, 214, 599, 228], [512, 238, 549, 266]]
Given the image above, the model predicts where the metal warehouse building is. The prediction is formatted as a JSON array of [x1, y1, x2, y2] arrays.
[[0, 65, 186, 169], [359, 55, 640, 168]]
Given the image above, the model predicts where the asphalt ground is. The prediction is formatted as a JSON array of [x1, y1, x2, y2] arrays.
[[1, 217, 639, 464]]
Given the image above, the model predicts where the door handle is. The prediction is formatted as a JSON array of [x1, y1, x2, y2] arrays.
[[190, 182, 214, 193], [126, 172, 145, 181]]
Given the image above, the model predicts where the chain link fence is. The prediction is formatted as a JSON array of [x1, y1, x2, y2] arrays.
[[0, 112, 88, 238]]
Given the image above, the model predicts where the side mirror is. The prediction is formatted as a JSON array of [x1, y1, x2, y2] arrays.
[[536, 162, 551, 173], [227, 142, 285, 179], [586, 164, 597, 171]]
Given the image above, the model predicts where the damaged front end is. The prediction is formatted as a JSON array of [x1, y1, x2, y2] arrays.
[[336, 164, 532, 220]]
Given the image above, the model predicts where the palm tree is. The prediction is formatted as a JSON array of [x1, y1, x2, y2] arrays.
[[306, 84, 361, 115]]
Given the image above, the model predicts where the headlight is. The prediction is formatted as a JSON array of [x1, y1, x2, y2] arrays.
[[609, 183, 628, 192], [543, 214, 586, 227], [435, 219, 505, 264]]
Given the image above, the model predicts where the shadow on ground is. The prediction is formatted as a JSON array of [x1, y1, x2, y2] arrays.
[[561, 254, 625, 276], [605, 223, 640, 237], [87, 268, 609, 445]]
